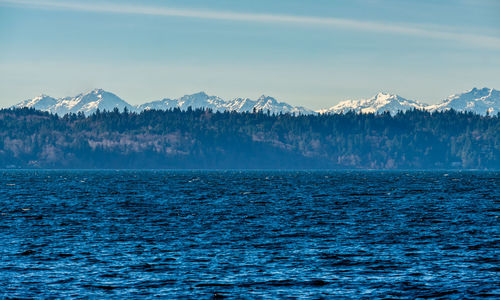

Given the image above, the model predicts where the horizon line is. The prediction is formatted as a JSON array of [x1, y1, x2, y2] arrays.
[[2, 0, 500, 49]]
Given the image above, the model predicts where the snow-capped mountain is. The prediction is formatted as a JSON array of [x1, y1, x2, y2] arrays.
[[136, 92, 228, 112], [15, 89, 133, 115], [15, 89, 315, 115], [318, 92, 426, 115], [317, 88, 500, 115], [16, 94, 59, 111], [226, 97, 257, 112], [12, 87, 500, 116], [427, 87, 500, 115], [138, 93, 315, 115], [252, 95, 315, 115]]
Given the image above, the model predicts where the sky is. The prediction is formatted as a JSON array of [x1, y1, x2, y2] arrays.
[[1, 0, 499, 109]]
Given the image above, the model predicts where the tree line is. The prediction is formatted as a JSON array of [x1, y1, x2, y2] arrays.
[[0, 107, 498, 169]]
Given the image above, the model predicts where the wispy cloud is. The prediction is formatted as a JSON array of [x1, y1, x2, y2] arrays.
[[2, 0, 500, 49]]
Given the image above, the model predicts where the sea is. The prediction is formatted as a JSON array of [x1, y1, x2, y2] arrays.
[[0, 170, 498, 299]]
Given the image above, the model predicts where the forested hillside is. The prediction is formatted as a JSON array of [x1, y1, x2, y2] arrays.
[[1, 108, 499, 169]]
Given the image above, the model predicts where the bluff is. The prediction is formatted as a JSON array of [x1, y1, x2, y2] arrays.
[[1, 108, 499, 169]]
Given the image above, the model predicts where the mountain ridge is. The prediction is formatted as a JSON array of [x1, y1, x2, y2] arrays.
[[13, 87, 500, 116], [318, 92, 426, 115]]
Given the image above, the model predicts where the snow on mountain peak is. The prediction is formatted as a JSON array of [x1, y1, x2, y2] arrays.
[[320, 92, 425, 115], [12, 87, 500, 116], [427, 87, 499, 115], [375, 92, 392, 99], [14, 89, 132, 115], [15, 94, 58, 111]]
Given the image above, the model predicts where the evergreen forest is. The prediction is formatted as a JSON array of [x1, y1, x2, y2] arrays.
[[0, 107, 498, 169]]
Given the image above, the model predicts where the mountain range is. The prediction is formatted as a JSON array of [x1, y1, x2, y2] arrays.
[[12, 87, 500, 116]]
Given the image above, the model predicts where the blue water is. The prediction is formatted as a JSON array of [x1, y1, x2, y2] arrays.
[[0, 171, 498, 298]]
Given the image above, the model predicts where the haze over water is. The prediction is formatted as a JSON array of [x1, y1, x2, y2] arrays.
[[1, 170, 498, 298]]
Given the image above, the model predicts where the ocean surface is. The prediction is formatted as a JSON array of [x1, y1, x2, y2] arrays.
[[0, 170, 498, 299]]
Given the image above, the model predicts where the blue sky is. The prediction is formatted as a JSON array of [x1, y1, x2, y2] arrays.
[[1, 0, 499, 109]]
